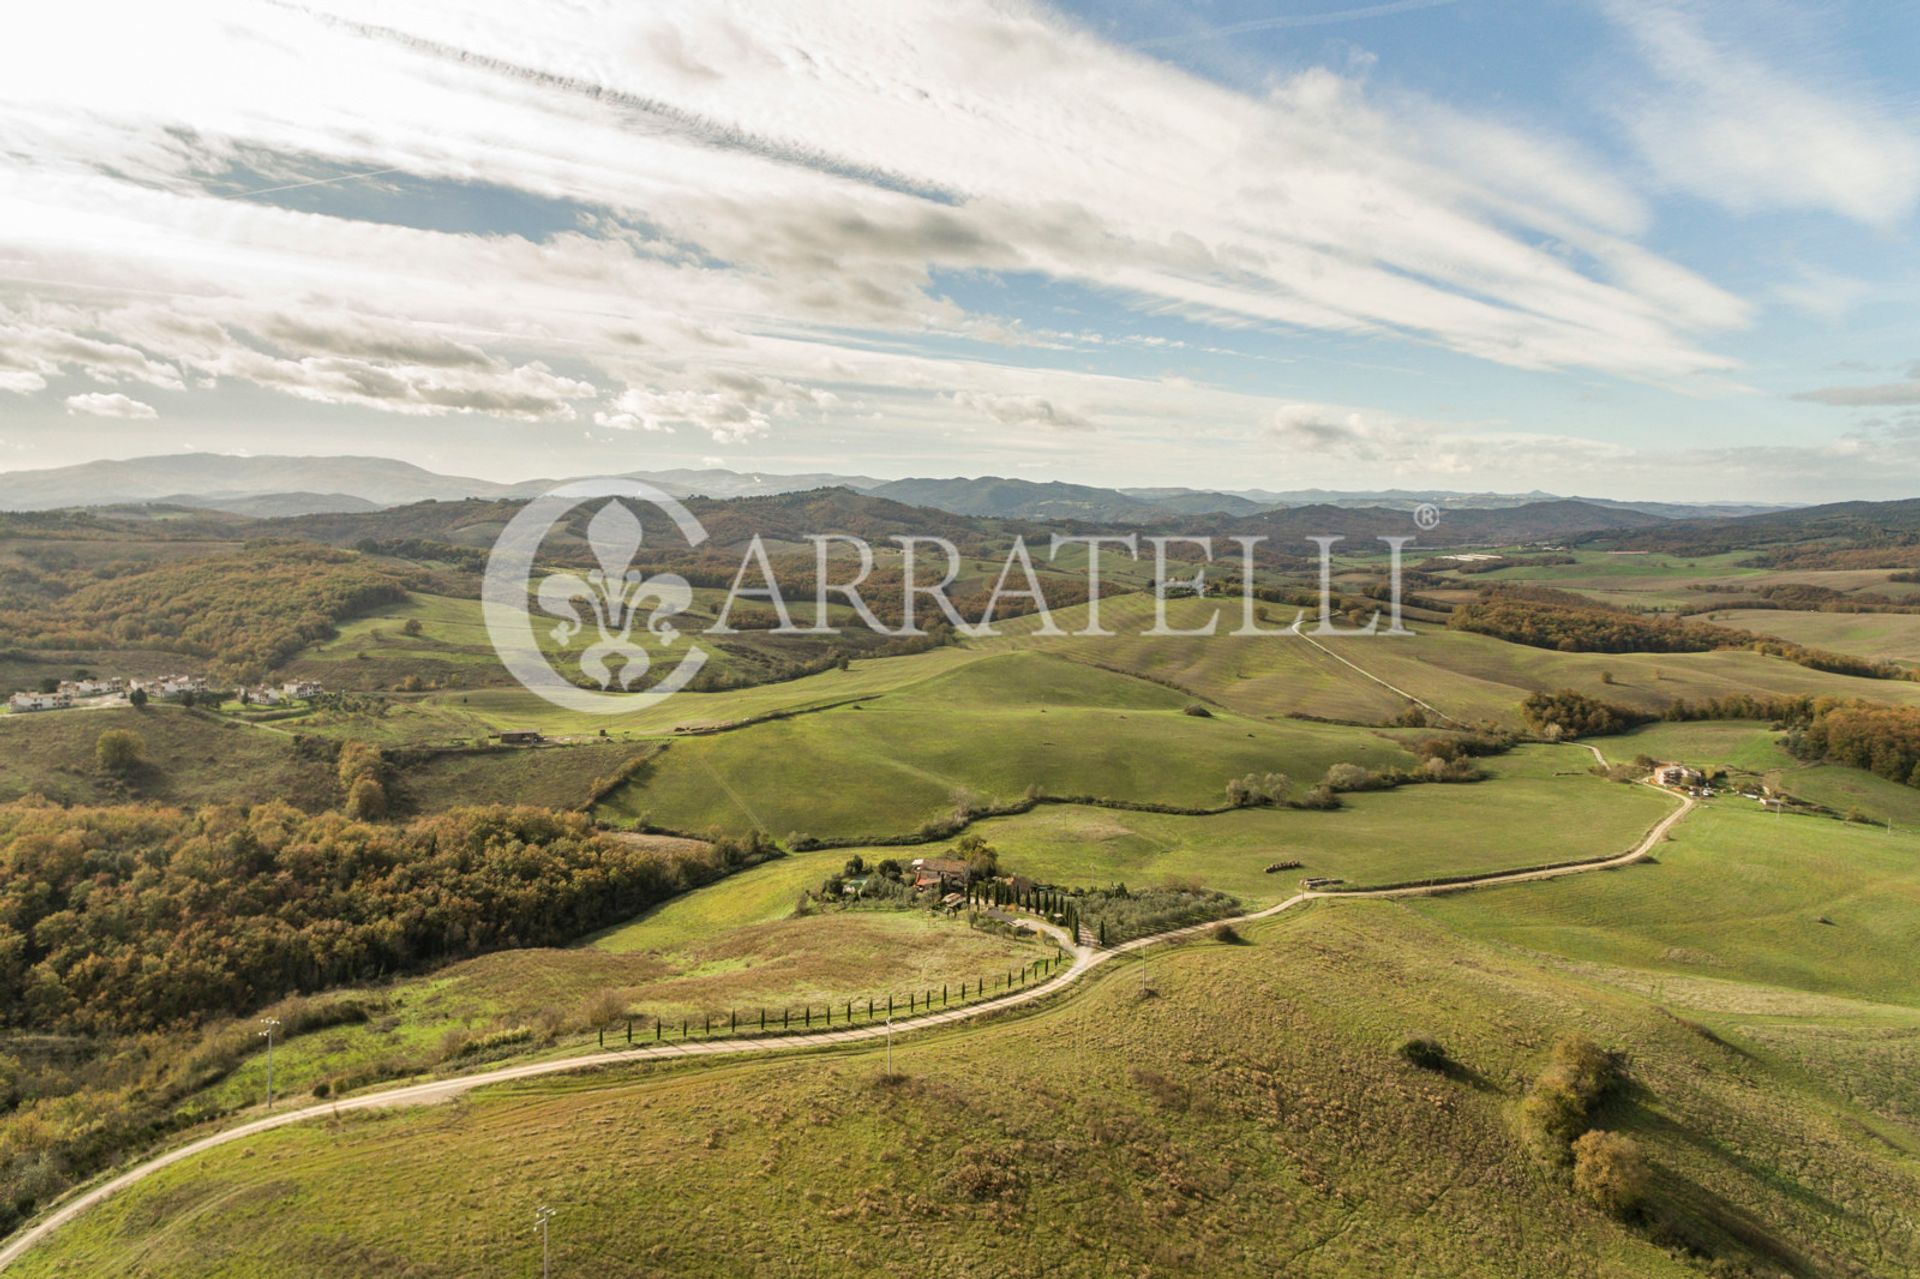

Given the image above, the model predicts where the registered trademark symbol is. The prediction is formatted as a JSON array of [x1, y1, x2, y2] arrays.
[[1413, 503, 1441, 530]]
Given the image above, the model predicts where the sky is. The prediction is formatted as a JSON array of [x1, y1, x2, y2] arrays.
[[1, 0, 1917, 502]]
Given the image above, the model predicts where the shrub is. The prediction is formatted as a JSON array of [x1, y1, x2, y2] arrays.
[[1323, 762, 1390, 793], [1294, 784, 1341, 810], [345, 776, 388, 820], [1520, 1033, 1622, 1162], [1182, 703, 1212, 717], [1571, 1130, 1649, 1216], [581, 987, 629, 1028], [401, 618, 424, 637], [94, 729, 145, 775], [1210, 922, 1244, 944], [1225, 771, 1291, 807]]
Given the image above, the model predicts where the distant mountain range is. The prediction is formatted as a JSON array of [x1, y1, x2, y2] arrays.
[[0, 453, 1795, 526]]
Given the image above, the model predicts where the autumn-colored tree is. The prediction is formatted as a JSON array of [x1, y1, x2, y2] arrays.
[[94, 729, 144, 774]]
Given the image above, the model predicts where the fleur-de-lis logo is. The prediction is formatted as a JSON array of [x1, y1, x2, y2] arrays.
[[483, 479, 710, 713], [536, 502, 693, 690]]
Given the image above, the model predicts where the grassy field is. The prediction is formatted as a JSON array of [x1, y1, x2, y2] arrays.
[[833, 744, 1678, 904], [595, 651, 1425, 838], [0, 705, 338, 809], [980, 595, 1920, 728], [1704, 608, 1920, 664], [588, 849, 845, 951], [25, 901, 1920, 1278], [204, 855, 1047, 1113], [389, 741, 658, 813], [365, 644, 1001, 744], [1413, 803, 1920, 1007]]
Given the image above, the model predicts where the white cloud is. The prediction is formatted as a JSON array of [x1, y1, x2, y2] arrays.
[[949, 391, 1094, 432], [0, 370, 45, 395], [64, 392, 158, 419], [0, 0, 1761, 463], [594, 374, 837, 443], [1601, 0, 1920, 226], [1793, 379, 1920, 408]]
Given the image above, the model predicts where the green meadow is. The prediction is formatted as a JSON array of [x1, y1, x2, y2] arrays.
[[595, 651, 1425, 838], [984, 594, 1920, 727], [0, 705, 337, 809], [834, 744, 1677, 904], [29, 901, 1919, 1279], [1705, 607, 1920, 664], [1410, 803, 1920, 1008]]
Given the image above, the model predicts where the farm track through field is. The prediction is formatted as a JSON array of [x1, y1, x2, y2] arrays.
[[1286, 617, 1468, 727], [0, 772, 1692, 1270]]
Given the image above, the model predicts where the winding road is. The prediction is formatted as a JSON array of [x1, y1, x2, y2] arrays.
[[0, 772, 1692, 1270]]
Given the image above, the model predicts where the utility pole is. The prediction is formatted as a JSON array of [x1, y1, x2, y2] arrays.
[[258, 1017, 281, 1110], [885, 1012, 893, 1077], [535, 1205, 554, 1279]]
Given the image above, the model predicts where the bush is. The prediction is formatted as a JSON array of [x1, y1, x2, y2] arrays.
[[401, 618, 424, 637], [1225, 771, 1291, 807], [345, 776, 388, 820], [1210, 922, 1244, 944], [1182, 703, 1212, 717], [94, 729, 145, 774], [581, 987, 629, 1028], [1571, 1130, 1649, 1216], [1323, 762, 1392, 792], [1520, 1033, 1622, 1162], [1397, 1036, 1450, 1071], [1294, 784, 1342, 810]]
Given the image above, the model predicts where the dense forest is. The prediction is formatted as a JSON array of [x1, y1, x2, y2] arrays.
[[0, 801, 772, 1033], [1788, 703, 1920, 788], [0, 542, 408, 679]]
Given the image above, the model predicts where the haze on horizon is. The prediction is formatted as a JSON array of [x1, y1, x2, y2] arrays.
[[2, 0, 1918, 503]]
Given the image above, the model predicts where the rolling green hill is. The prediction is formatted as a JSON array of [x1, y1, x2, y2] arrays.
[[594, 651, 1425, 839], [24, 898, 1918, 1278], [1411, 803, 1920, 1008], [834, 744, 1675, 903]]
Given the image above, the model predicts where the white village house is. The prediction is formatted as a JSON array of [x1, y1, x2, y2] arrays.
[[250, 680, 323, 704], [7, 691, 72, 713], [57, 676, 125, 698]]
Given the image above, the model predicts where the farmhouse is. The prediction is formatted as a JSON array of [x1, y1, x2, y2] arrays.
[[910, 856, 970, 890], [1655, 764, 1702, 788], [496, 729, 544, 745]]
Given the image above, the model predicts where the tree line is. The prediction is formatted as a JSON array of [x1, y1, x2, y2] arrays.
[[1453, 590, 1910, 680]]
